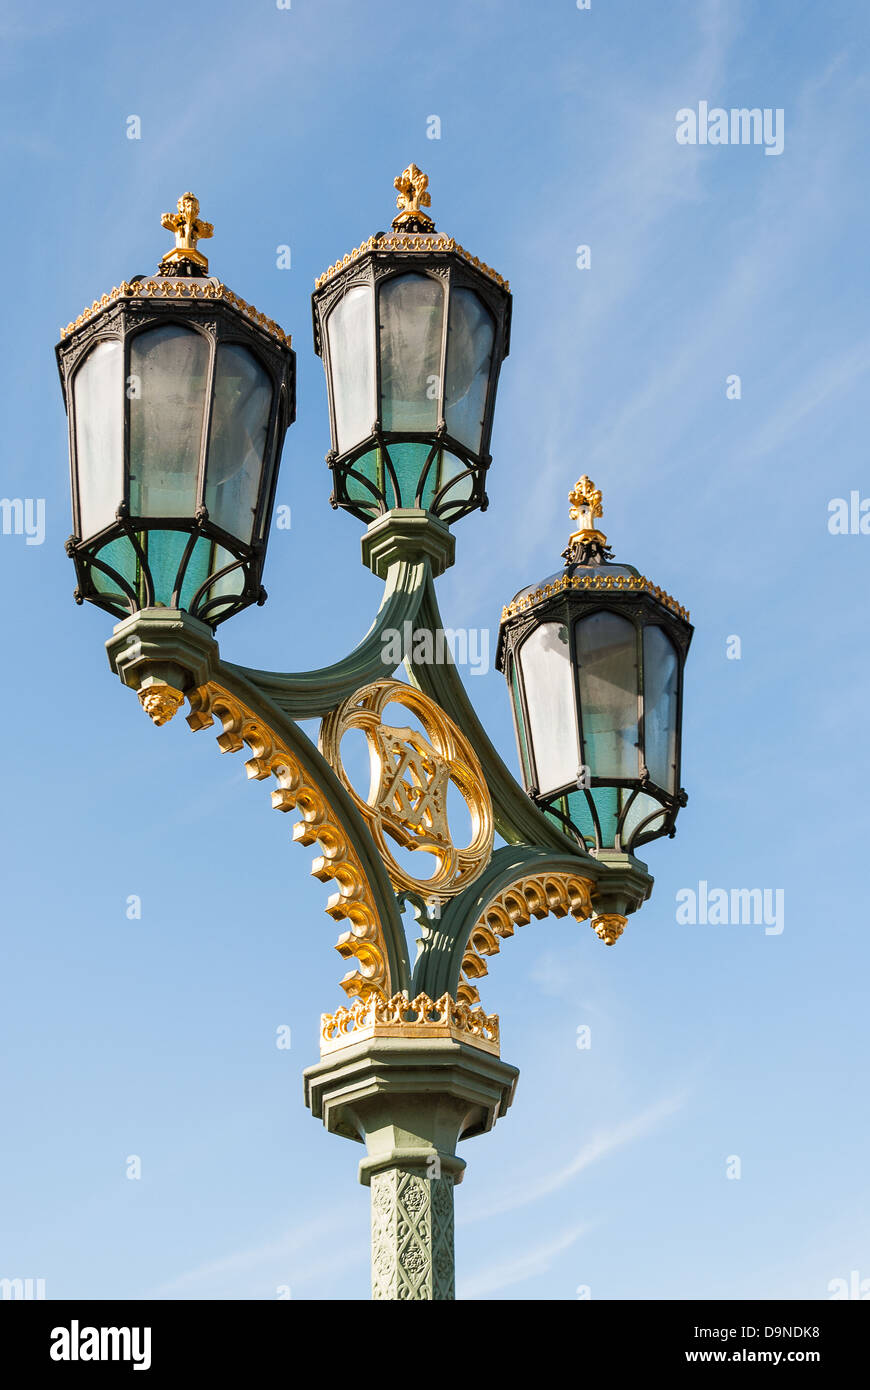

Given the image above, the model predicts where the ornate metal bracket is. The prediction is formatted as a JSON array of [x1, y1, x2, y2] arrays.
[[105, 509, 653, 1025]]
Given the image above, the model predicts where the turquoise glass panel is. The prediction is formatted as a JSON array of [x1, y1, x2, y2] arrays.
[[92, 536, 137, 599], [345, 447, 382, 513]]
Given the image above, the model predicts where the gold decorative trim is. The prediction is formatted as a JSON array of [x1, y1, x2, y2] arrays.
[[184, 681, 391, 1001], [320, 680, 494, 899], [59, 279, 292, 347], [315, 232, 509, 292], [138, 680, 185, 727], [590, 913, 627, 946], [501, 571, 690, 623], [321, 991, 500, 1057], [457, 872, 597, 1005]]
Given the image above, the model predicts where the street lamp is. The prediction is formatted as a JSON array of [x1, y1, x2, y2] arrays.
[[55, 172, 691, 1300], [497, 475, 693, 853], [56, 192, 296, 627], [312, 164, 511, 523]]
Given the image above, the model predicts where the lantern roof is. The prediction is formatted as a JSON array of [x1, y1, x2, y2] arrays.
[[58, 193, 293, 350], [498, 476, 691, 631], [313, 164, 510, 293]]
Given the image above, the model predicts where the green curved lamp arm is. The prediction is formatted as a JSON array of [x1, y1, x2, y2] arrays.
[[411, 845, 600, 1000], [107, 608, 411, 999], [222, 553, 430, 720], [208, 659, 410, 991]]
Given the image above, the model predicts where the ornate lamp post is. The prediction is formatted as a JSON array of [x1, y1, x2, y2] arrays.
[[55, 174, 692, 1300]]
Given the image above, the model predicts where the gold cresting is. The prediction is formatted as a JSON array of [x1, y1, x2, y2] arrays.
[[144, 680, 393, 1001], [568, 474, 608, 548], [457, 872, 598, 1006], [320, 991, 500, 1058], [392, 163, 435, 231], [315, 232, 509, 293], [320, 680, 494, 899], [501, 571, 690, 624], [59, 279, 292, 348]]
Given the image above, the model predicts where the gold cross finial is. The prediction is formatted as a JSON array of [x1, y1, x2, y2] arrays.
[[569, 475, 603, 527], [392, 164, 435, 232], [563, 475, 612, 566], [159, 191, 214, 273]]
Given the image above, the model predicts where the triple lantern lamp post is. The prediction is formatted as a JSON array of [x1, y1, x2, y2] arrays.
[[54, 168, 692, 1300]]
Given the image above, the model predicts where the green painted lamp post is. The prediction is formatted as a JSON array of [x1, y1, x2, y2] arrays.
[[55, 171, 691, 1300]]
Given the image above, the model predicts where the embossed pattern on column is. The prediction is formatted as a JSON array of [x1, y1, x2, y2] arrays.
[[370, 1169, 455, 1300]]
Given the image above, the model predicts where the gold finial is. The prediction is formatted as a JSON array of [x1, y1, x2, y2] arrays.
[[392, 163, 435, 232], [563, 475, 613, 567], [159, 192, 214, 273]]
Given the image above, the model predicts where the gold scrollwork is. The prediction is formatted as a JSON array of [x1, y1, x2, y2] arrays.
[[319, 680, 494, 899], [457, 872, 597, 1005], [184, 681, 393, 1001]]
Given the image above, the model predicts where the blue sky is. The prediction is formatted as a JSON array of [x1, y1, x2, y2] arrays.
[[1, 0, 869, 1300]]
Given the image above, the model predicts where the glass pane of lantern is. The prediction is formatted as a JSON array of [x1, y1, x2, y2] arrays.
[[643, 626, 679, 792], [344, 447, 382, 514], [518, 621, 580, 796], [379, 274, 443, 433], [510, 659, 532, 785], [386, 440, 433, 507], [74, 339, 124, 538], [203, 544, 246, 611], [129, 325, 209, 518], [91, 535, 137, 600], [575, 611, 639, 780], [327, 284, 375, 453], [444, 288, 494, 452], [207, 344, 272, 544], [430, 452, 474, 513], [621, 791, 666, 845], [135, 529, 208, 608]]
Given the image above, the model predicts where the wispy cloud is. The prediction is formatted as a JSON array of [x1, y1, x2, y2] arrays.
[[149, 1205, 363, 1300], [460, 1221, 591, 1299], [460, 1089, 689, 1226]]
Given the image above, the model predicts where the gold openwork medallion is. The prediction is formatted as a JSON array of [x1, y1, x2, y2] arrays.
[[319, 680, 493, 898]]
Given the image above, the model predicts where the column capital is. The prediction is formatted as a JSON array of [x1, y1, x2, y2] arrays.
[[304, 1034, 518, 1186]]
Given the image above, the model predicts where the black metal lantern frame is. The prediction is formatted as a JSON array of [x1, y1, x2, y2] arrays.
[[312, 239, 511, 525], [56, 287, 295, 627], [497, 585, 693, 853]]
